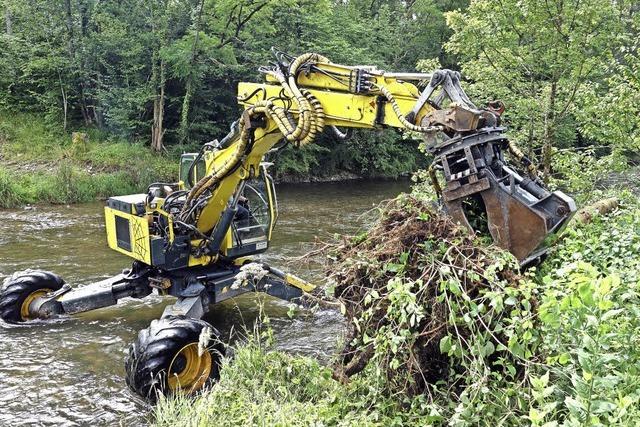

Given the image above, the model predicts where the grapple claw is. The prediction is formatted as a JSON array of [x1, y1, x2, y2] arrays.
[[431, 127, 576, 262]]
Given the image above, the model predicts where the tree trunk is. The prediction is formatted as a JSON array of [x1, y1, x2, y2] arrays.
[[527, 77, 535, 159], [571, 198, 619, 226], [179, 80, 193, 142], [78, 0, 99, 127], [64, 0, 75, 54], [151, 58, 166, 152], [64, 0, 93, 126], [179, 0, 205, 143], [4, 6, 11, 35], [59, 73, 68, 131]]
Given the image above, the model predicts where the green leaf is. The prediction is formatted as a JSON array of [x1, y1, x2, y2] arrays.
[[439, 335, 452, 354], [590, 400, 617, 414]]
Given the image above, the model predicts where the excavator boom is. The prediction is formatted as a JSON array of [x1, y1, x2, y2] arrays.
[[170, 51, 575, 264]]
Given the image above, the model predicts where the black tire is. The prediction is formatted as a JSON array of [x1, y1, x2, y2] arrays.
[[0, 270, 64, 323], [125, 315, 225, 401]]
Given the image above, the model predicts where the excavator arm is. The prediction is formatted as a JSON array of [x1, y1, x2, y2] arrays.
[[166, 51, 574, 265]]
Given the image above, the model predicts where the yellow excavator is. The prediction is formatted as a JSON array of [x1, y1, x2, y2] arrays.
[[0, 50, 575, 400]]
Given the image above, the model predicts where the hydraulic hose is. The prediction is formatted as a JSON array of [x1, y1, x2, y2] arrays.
[[506, 140, 538, 176], [179, 53, 330, 223], [378, 86, 443, 133]]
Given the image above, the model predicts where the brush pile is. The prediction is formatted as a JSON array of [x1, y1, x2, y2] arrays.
[[327, 195, 531, 395]]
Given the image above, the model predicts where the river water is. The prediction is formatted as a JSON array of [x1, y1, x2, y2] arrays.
[[0, 180, 409, 427]]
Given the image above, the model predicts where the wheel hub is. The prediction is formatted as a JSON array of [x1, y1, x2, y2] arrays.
[[167, 343, 212, 393], [20, 289, 52, 321]]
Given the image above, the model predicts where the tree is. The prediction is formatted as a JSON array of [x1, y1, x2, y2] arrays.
[[446, 0, 626, 180], [575, 6, 640, 154], [0, 0, 477, 179], [149, 0, 169, 152]]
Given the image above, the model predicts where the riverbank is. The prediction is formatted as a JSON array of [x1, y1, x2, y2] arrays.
[[155, 189, 640, 426], [0, 112, 178, 208]]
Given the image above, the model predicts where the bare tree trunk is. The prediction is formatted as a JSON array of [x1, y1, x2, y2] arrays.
[[527, 77, 535, 159], [59, 73, 68, 131], [151, 58, 166, 152], [542, 81, 557, 183]]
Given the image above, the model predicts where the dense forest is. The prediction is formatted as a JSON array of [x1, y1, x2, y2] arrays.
[[1, 0, 636, 187], [0, 0, 465, 182]]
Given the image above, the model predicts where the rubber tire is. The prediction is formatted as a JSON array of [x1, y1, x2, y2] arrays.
[[125, 316, 225, 401], [0, 270, 64, 323]]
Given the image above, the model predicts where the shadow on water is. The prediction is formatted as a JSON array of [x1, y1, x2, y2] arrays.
[[0, 179, 409, 426]]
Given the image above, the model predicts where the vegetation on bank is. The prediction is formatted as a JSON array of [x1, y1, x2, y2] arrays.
[[2, 0, 638, 189], [1, 0, 450, 184], [0, 112, 177, 207], [0, 110, 423, 208]]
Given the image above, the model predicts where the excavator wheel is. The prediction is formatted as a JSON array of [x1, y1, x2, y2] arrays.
[[125, 316, 225, 401], [0, 270, 64, 323]]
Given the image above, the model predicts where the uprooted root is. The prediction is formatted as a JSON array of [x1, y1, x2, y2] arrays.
[[325, 195, 528, 395]]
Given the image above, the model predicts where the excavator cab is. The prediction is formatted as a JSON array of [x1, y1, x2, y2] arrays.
[[179, 152, 206, 186], [179, 153, 278, 259], [226, 164, 278, 258]]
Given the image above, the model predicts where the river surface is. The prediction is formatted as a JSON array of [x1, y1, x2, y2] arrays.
[[0, 180, 409, 427]]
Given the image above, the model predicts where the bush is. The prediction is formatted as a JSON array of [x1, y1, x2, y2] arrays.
[[529, 193, 640, 425], [0, 111, 178, 207]]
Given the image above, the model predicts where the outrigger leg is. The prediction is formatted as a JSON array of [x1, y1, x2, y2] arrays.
[[3, 261, 313, 322]]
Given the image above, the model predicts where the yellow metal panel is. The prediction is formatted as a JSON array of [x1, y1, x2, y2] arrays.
[[195, 122, 283, 235], [264, 171, 276, 239], [291, 63, 422, 99], [104, 206, 152, 265], [285, 273, 315, 292]]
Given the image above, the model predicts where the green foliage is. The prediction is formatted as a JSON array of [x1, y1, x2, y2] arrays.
[[154, 336, 463, 426], [0, 0, 466, 181], [154, 192, 640, 426], [271, 142, 331, 179], [549, 149, 628, 202], [272, 130, 425, 180], [0, 167, 28, 207], [154, 343, 343, 426], [530, 197, 640, 425], [445, 0, 638, 179], [574, 13, 640, 153]]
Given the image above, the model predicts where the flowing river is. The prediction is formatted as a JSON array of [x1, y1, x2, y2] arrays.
[[0, 180, 409, 426]]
